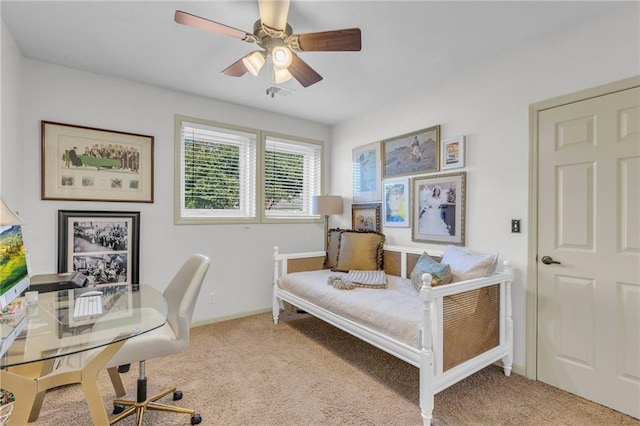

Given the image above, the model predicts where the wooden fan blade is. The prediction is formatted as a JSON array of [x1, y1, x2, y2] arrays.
[[258, 0, 290, 31], [288, 53, 322, 88], [295, 28, 361, 51], [175, 10, 250, 41], [221, 58, 249, 77]]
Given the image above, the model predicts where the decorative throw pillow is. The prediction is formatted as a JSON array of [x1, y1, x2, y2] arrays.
[[332, 230, 385, 272], [410, 252, 453, 291], [324, 228, 343, 269], [440, 245, 498, 282]]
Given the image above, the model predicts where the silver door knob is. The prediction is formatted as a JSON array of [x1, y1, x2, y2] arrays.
[[541, 256, 561, 265]]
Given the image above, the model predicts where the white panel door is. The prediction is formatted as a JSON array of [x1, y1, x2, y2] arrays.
[[537, 87, 640, 419]]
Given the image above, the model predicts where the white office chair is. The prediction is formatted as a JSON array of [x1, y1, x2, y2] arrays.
[[105, 253, 210, 425]]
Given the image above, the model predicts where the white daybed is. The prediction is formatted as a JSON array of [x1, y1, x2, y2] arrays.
[[272, 244, 513, 425]]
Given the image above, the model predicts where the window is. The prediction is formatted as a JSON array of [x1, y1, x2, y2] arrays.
[[264, 134, 322, 220], [176, 116, 323, 224]]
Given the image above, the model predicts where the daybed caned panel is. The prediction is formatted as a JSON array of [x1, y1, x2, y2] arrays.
[[442, 284, 500, 371], [286, 256, 326, 273], [383, 250, 423, 278], [383, 251, 403, 276]]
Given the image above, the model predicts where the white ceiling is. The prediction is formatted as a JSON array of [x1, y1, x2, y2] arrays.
[[1, 1, 623, 125]]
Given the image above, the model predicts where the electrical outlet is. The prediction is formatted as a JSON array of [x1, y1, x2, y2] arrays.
[[511, 219, 521, 233], [209, 292, 216, 304]]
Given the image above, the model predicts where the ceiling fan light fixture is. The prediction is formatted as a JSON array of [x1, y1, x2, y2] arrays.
[[274, 66, 293, 83], [242, 50, 266, 76], [271, 46, 292, 69]]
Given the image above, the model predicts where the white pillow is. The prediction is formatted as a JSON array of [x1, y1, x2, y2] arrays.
[[440, 245, 498, 282]]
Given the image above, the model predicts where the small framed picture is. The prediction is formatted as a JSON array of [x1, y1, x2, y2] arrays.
[[382, 178, 410, 228], [351, 203, 381, 232], [352, 142, 382, 202], [57, 210, 140, 285], [441, 136, 465, 170], [382, 125, 440, 177], [412, 172, 466, 245]]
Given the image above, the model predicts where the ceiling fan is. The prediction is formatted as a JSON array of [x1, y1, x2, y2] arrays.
[[174, 0, 361, 88]]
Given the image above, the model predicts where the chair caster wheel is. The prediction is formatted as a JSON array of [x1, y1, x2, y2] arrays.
[[191, 413, 202, 424], [113, 404, 125, 415], [173, 390, 183, 400]]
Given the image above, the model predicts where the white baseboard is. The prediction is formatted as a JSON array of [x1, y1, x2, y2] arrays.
[[191, 308, 271, 328]]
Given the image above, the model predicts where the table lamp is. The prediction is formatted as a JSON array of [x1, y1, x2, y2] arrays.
[[312, 195, 343, 250]]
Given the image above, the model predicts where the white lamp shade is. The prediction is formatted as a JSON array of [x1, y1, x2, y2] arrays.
[[242, 51, 266, 76], [0, 197, 23, 225], [274, 66, 293, 83], [312, 195, 343, 216]]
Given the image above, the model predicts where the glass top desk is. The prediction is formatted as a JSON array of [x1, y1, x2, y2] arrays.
[[0, 284, 167, 426]]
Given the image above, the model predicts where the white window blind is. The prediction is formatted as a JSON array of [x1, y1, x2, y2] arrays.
[[179, 121, 257, 220], [264, 135, 322, 218]]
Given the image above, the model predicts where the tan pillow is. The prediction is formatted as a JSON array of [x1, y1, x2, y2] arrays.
[[332, 230, 385, 272], [324, 228, 343, 269]]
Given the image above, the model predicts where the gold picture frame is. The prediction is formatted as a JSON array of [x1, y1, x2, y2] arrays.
[[412, 172, 466, 245], [351, 203, 381, 232], [383, 125, 440, 177], [42, 121, 154, 203]]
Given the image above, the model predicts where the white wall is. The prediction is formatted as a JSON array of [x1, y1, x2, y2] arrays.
[[1, 24, 331, 324], [0, 20, 23, 205], [330, 4, 640, 370]]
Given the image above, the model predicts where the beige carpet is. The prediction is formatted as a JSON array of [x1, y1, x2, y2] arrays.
[[30, 311, 639, 425]]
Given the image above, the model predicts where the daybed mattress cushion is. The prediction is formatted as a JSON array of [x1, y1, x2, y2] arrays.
[[278, 269, 423, 348]]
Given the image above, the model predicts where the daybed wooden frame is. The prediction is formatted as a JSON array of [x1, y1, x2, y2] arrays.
[[272, 245, 513, 425]]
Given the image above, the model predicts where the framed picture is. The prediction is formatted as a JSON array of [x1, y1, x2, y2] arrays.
[[412, 172, 466, 245], [42, 121, 154, 203], [57, 210, 140, 285], [383, 125, 440, 177], [352, 142, 382, 202], [441, 136, 465, 170], [382, 178, 410, 228], [351, 203, 381, 232]]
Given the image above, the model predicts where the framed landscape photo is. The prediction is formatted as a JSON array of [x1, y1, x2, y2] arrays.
[[441, 136, 465, 170], [383, 125, 440, 177], [412, 172, 466, 245], [352, 142, 382, 202], [382, 178, 410, 228], [57, 210, 140, 285], [42, 121, 154, 203], [352, 203, 381, 232]]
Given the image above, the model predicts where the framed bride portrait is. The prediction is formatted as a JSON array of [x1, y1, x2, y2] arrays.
[[411, 172, 466, 245]]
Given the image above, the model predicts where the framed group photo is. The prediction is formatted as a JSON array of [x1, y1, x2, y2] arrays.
[[42, 121, 154, 203], [383, 125, 440, 178], [352, 203, 381, 232], [382, 178, 410, 228], [57, 210, 140, 285], [352, 142, 382, 202], [412, 172, 466, 245]]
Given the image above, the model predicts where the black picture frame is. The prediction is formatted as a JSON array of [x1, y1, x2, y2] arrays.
[[57, 210, 140, 284]]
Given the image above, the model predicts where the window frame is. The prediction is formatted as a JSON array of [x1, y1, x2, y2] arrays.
[[174, 115, 325, 225], [261, 131, 324, 223]]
